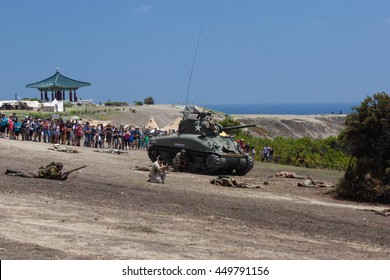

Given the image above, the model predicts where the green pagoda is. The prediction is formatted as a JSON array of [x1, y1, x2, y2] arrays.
[[26, 69, 91, 102]]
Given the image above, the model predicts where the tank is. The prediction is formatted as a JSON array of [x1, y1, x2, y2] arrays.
[[148, 106, 256, 175]]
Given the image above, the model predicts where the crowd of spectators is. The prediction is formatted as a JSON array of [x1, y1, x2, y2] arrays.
[[0, 112, 155, 150], [236, 138, 256, 156]]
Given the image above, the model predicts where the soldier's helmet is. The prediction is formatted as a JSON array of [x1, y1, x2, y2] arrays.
[[55, 162, 64, 168]]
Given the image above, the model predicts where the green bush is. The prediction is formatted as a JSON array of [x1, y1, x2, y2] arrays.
[[235, 132, 350, 171], [105, 102, 129, 107], [337, 92, 390, 202]]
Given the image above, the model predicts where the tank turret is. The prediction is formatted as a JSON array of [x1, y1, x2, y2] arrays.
[[148, 106, 256, 175]]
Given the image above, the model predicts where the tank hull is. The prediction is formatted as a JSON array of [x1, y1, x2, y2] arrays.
[[148, 134, 254, 175]]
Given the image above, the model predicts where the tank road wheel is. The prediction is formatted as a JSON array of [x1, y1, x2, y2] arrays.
[[206, 154, 224, 174], [148, 146, 159, 162], [236, 156, 254, 176]]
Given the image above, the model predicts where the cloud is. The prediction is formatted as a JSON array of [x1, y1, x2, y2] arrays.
[[311, 19, 323, 27], [132, 4, 153, 14]]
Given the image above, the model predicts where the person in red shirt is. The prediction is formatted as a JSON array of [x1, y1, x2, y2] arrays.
[[75, 123, 83, 146]]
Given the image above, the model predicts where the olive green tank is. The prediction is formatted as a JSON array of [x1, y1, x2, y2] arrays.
[[148, 106, 255, 175]]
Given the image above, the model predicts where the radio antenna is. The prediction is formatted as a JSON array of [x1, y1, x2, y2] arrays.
[[185, 25, 204, 106]]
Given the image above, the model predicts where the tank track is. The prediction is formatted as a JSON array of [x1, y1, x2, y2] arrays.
[[148, 145, 253, 175]]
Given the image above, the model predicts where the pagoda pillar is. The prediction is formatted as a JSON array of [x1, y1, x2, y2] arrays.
[[69, 90, 73, 102], [44, 91, 48, 101], [62, 91, 65, 101], [40, 90, 43, 101], [51, 91, 54, 101], [74, 90, 78, 102]]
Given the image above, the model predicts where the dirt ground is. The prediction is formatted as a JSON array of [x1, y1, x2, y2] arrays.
[[0, 138, 389, 260]]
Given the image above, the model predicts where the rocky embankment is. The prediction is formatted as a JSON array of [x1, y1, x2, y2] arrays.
[[232, 114, 346, 139], [87, 105, 346, 139]]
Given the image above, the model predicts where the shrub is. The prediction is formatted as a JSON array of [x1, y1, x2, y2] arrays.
[[337, 92, 390, 202], [144, 97, 154, 105], [105, 102, 129, 107], [236, 132, 350, 171]]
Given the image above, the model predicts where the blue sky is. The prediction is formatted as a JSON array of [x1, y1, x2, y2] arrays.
[[1, 0, 390, 105]]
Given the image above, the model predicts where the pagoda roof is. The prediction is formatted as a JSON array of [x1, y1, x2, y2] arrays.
[[26, 69, 91, 90]]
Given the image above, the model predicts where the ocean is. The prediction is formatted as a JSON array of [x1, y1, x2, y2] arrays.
[[201, 102, 359, 115]]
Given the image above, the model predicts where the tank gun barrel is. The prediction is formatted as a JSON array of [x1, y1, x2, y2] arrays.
[[222, 124, 256, 131]]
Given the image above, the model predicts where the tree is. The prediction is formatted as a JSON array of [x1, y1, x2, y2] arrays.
[[144, 96, 154, 105], [338, 92, 390, 202]]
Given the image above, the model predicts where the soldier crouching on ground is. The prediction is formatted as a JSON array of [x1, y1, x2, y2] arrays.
[[172, 149, 188, 172], [5, 162, 86, 181], [147, 157, 168, 184]]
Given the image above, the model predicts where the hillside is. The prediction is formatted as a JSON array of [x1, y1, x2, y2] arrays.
[[233, 114, 346, 139], [2, 104, 346, 138], [81, 104, 346, 139]]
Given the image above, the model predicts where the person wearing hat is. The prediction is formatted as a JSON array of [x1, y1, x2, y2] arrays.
[[173, 149, 189, 172], [148, 156, 168, 184], [5, 162, 66, 180]]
